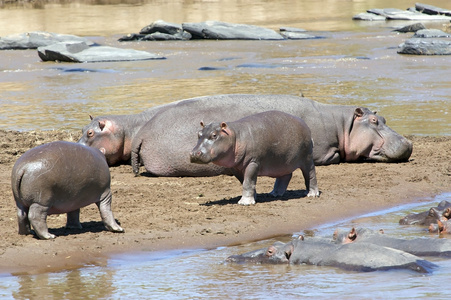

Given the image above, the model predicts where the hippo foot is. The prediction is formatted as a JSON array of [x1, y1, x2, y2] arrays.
[[34, 231, 56, 240], [105, 224, 125, 233], [238, 196, 256, 206], [306, 189, 320, 197]]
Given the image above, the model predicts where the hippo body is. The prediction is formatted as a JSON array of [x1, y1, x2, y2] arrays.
[[399, 200, 451, 225], [11, 141, 124, 239], [126, 94, 412, 178], [189, 111, 319, 205], [334, 228, 451, 257], [227, 237, 436, 273]]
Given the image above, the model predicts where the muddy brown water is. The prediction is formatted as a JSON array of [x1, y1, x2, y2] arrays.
[[1, 0, 451, 298]]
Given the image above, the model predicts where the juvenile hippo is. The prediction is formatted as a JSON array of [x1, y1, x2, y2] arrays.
[[399, 200, 451, 225], [227, 236, 437, 273], [334, 227, 451, 257], [190, 111, 319, 205], [78, 94, 413, 176], [11, 141, 124, 239]]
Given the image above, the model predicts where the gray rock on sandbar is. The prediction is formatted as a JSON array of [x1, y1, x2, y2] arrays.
[[37, 41, 166, 63], [398, 38, 451, 55], [393, 23, 426, 33], [142, 31, 192, 41], [413, 29, 451, 38], [182, 20, 284, 40], [352, 13, 386, 21], [415, 3, 451, 16], [0, 31, 94, 50]]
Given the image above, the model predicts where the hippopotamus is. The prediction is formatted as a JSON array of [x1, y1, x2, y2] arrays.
[[227, 236, 437, 273], [334, 227, 451, 257], [78, 94, 413, 175], [189, 111, 319, 205], [11, 141, 124, 239], [429, 214, 451, 235], [399, 200, 451, 225]]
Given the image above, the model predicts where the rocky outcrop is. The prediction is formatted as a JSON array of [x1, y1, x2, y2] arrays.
[[398, 29, 451, 55], [0, 31, 94, 50], [119, 20, 322, 41], [37, 41, 166, 63], [353, 3, 451, 21]]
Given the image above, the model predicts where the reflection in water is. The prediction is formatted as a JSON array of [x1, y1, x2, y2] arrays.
[[8, 267, 116, 299]]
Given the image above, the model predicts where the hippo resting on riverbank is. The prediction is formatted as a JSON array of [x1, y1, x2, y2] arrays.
[[11, 141, 124, 239], [226, 236, 437, 273], [334, 227, 451, 258], [78, 94, 413, 176], [190, 111, 319, 205]]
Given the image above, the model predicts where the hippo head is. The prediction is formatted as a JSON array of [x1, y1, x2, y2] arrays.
[[78, 116, 126, 166], [345, 108, 413, 163], [226, 241, 291, 264]]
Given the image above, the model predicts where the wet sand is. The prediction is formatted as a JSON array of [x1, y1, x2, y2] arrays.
[[0, 130, 450, 275]]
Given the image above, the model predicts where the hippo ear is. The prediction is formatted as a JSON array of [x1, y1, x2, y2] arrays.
[[220, 122, 227, 129], [89, 115, 94, 120], [99, 120, 106, 131], [348, 227, 357, 242], [354, 108, 365, 118], [200, 121, 205, 128]]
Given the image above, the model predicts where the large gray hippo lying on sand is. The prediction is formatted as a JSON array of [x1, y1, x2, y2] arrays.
[[78, 94, 413, 177]]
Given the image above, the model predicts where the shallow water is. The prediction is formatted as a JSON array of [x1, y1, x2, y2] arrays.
[[0, 0, 450, 135], [2, 192, 451, 299]]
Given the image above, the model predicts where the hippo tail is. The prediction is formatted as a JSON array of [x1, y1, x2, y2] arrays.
[[131, 138, 143, 176], [11, 166, 26, 204]]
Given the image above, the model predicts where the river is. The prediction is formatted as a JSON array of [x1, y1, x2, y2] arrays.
[[1, 0, 450, 299]]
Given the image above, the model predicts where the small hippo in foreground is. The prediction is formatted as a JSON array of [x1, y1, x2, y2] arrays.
[[190, 111, 319, 205], [11, 141, 124, 239], [334, 227, 451, 257], [227, 236, 437, 273]]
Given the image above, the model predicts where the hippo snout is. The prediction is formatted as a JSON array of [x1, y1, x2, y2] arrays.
[[190, 150, 209, 164]]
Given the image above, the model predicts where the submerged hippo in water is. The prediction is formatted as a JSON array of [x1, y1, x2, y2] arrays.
[[399, 200, 451, 225], [227, 236, 436, 273], [78, 94, 413, 176], [334, 227, 451, 257], [190, 111, 319, 205], [11, 141, 124, 239]]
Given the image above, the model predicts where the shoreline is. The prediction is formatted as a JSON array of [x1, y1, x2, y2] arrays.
[[0, 131, 450, 275]]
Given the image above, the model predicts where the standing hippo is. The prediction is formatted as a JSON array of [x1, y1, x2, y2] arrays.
[[11, 141, 124, 239], [227, 236, 437, 273], [128, 94, 412, 177], [78, 95, 413, 174], [190, 111, 319, 205]]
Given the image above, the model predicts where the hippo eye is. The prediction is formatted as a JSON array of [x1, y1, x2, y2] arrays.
[[211, 133, 217, 140], [370, 117, 378, 125], [198, 131, 202, 138], [266, 249, 274, 256], [87, 129, 94, 137]]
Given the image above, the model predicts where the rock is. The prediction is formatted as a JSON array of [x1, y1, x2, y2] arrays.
[[279, 27, 306, 33], [139, 20, 183, 35], [142, 31, 191, 41], [415, 3, 451, 17], [393, 23, 426, 33], [413, 29, 451, 38], [0, 31, 94, 50], [279, 31, 322, 40], [398, 38, 451, 55], [37, 41, 166, 63], [182, 21, 284, 40], [118, 33, 146, 42], [352, 12, 386, 21]]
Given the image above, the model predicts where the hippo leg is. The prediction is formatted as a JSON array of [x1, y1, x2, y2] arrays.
[[16, 203, 31, 235], [96, 190, 124, 233], [66, 209, 82, 229], [28, 203, 55, 240], [238, 162, 258, 205], [300, 159, 319, 197], [270, 173, 292, 197]]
